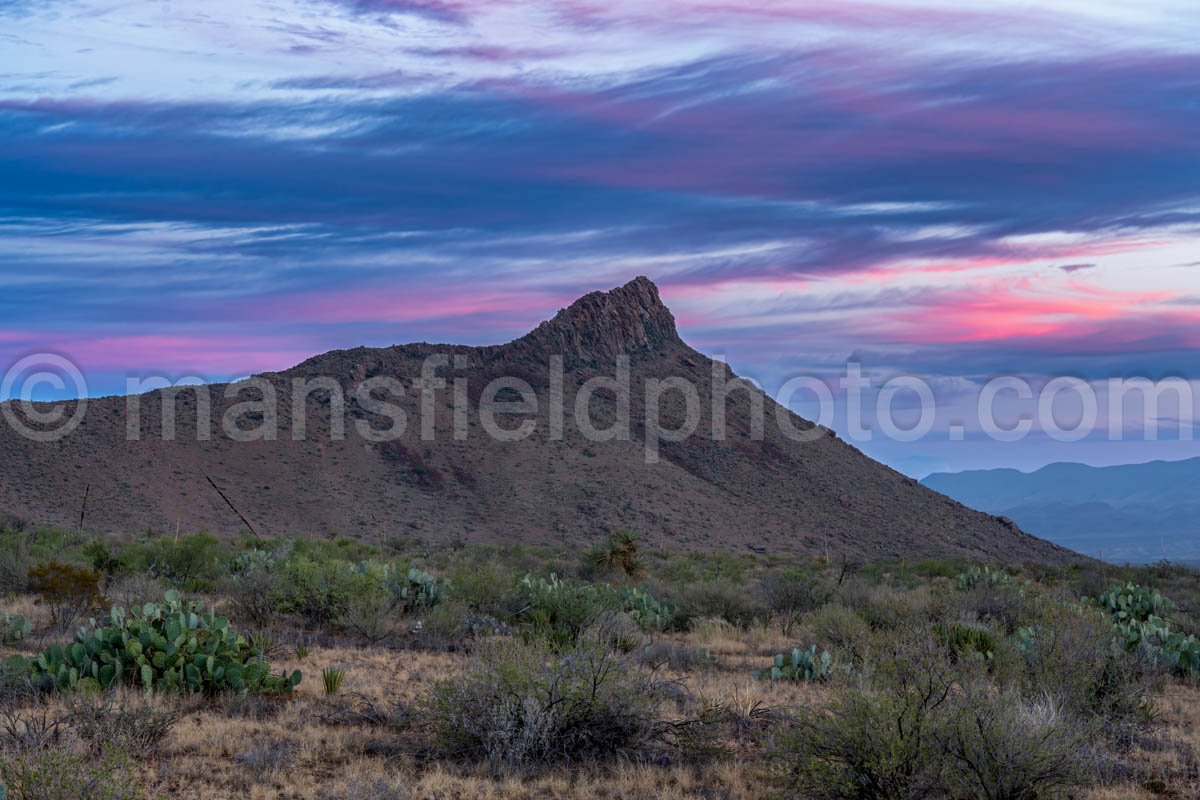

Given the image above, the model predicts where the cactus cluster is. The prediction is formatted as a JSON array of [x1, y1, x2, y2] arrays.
[[1, 612, 31, 644], [388, 565, 448, 613], [955, 565, 1012, 592], [753, 645, 832, 681], [618, 587, 676, 631], [8, 591, 300, 694], [1088, 583, 1200, 676]]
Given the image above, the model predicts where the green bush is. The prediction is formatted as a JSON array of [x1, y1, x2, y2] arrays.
[[777, 684, 951, 799], [11, 591, 300, 695], [798, 603, 872, 659], [776, 636, 1092, 800], [517, 574, 618, 649], [673, 578, 767, 629], [267, 556, 448, 629], [429, 637, 660, 771], [120, 533, 226, 591], [758, 568, 836, 634]]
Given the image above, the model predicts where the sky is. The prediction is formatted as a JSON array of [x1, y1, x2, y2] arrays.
[[2, 0, 1199, 476]]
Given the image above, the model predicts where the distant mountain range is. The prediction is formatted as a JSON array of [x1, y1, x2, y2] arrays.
[[923, 458, 1200, 563], [0, 277, 1074, 564]]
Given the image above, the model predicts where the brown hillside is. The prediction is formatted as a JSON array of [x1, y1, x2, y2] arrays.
[[0, 277, 1075, 562]]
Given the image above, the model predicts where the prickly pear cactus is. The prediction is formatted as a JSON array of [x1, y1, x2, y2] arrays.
[[753, 645, 833, 681], [12, 591, 301, 695]]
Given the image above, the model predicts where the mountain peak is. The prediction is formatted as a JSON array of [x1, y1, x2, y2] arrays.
[[508, 276, 680, 365]]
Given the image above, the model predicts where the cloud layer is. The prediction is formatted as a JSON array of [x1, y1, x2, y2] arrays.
[[2, 0, 1198, 472]]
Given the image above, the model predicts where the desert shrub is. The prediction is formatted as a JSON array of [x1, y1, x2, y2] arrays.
[[100, 573, 168, 614], [836, 580, 910, 632], [0, 531, 35, 594], [224, 566, 280, 629], [429, 637, 660, 772], [447, 560, 522, 617], [27, 561, 104, 630], [799, 603, 873, 659], [271, 556, 378, 627], [517, 574, 619, 649], [66, 694, 183, 755], [673, 578, 767, 629], [940, 688, 1095, 800], [269, 556, 447, 630], [957, 583, 1036, 635], [759, 568, 837, 634], [0, 699, 69, 752], [0, 745, 143, 800], [658, 550, 755, 586], [776, 682, 952, 799], [337, 590, 400, 644], [636, 640, 716, 671], [1015, 601, 1154, 741], [118, 533, 225, 591], [775, 625, 1092, 800], [12, 591, 301, 695]]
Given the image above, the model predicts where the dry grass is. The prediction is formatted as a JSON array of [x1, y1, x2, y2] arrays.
[[4, 589, 1200, 799]]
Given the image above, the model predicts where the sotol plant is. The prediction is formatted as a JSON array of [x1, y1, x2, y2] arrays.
[[9, 590, 301, 694], [322, 666, 346, 695]]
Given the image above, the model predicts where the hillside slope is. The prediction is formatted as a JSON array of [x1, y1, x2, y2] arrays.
[[0, 277, 1075, 562]]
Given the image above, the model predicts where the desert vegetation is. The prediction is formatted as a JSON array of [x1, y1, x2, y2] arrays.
[[2, 523, 1200, 798]]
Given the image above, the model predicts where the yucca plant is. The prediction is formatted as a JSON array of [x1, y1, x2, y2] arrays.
[[322, 666, 345, 695], [586, 530, 645, 579]]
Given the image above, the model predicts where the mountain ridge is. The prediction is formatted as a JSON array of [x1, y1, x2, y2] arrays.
[[0, 277, 1077, 563], [924, 458, 1200, 562]]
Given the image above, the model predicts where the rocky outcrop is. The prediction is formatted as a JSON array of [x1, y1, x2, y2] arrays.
[[502, 276, 680, 367]]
